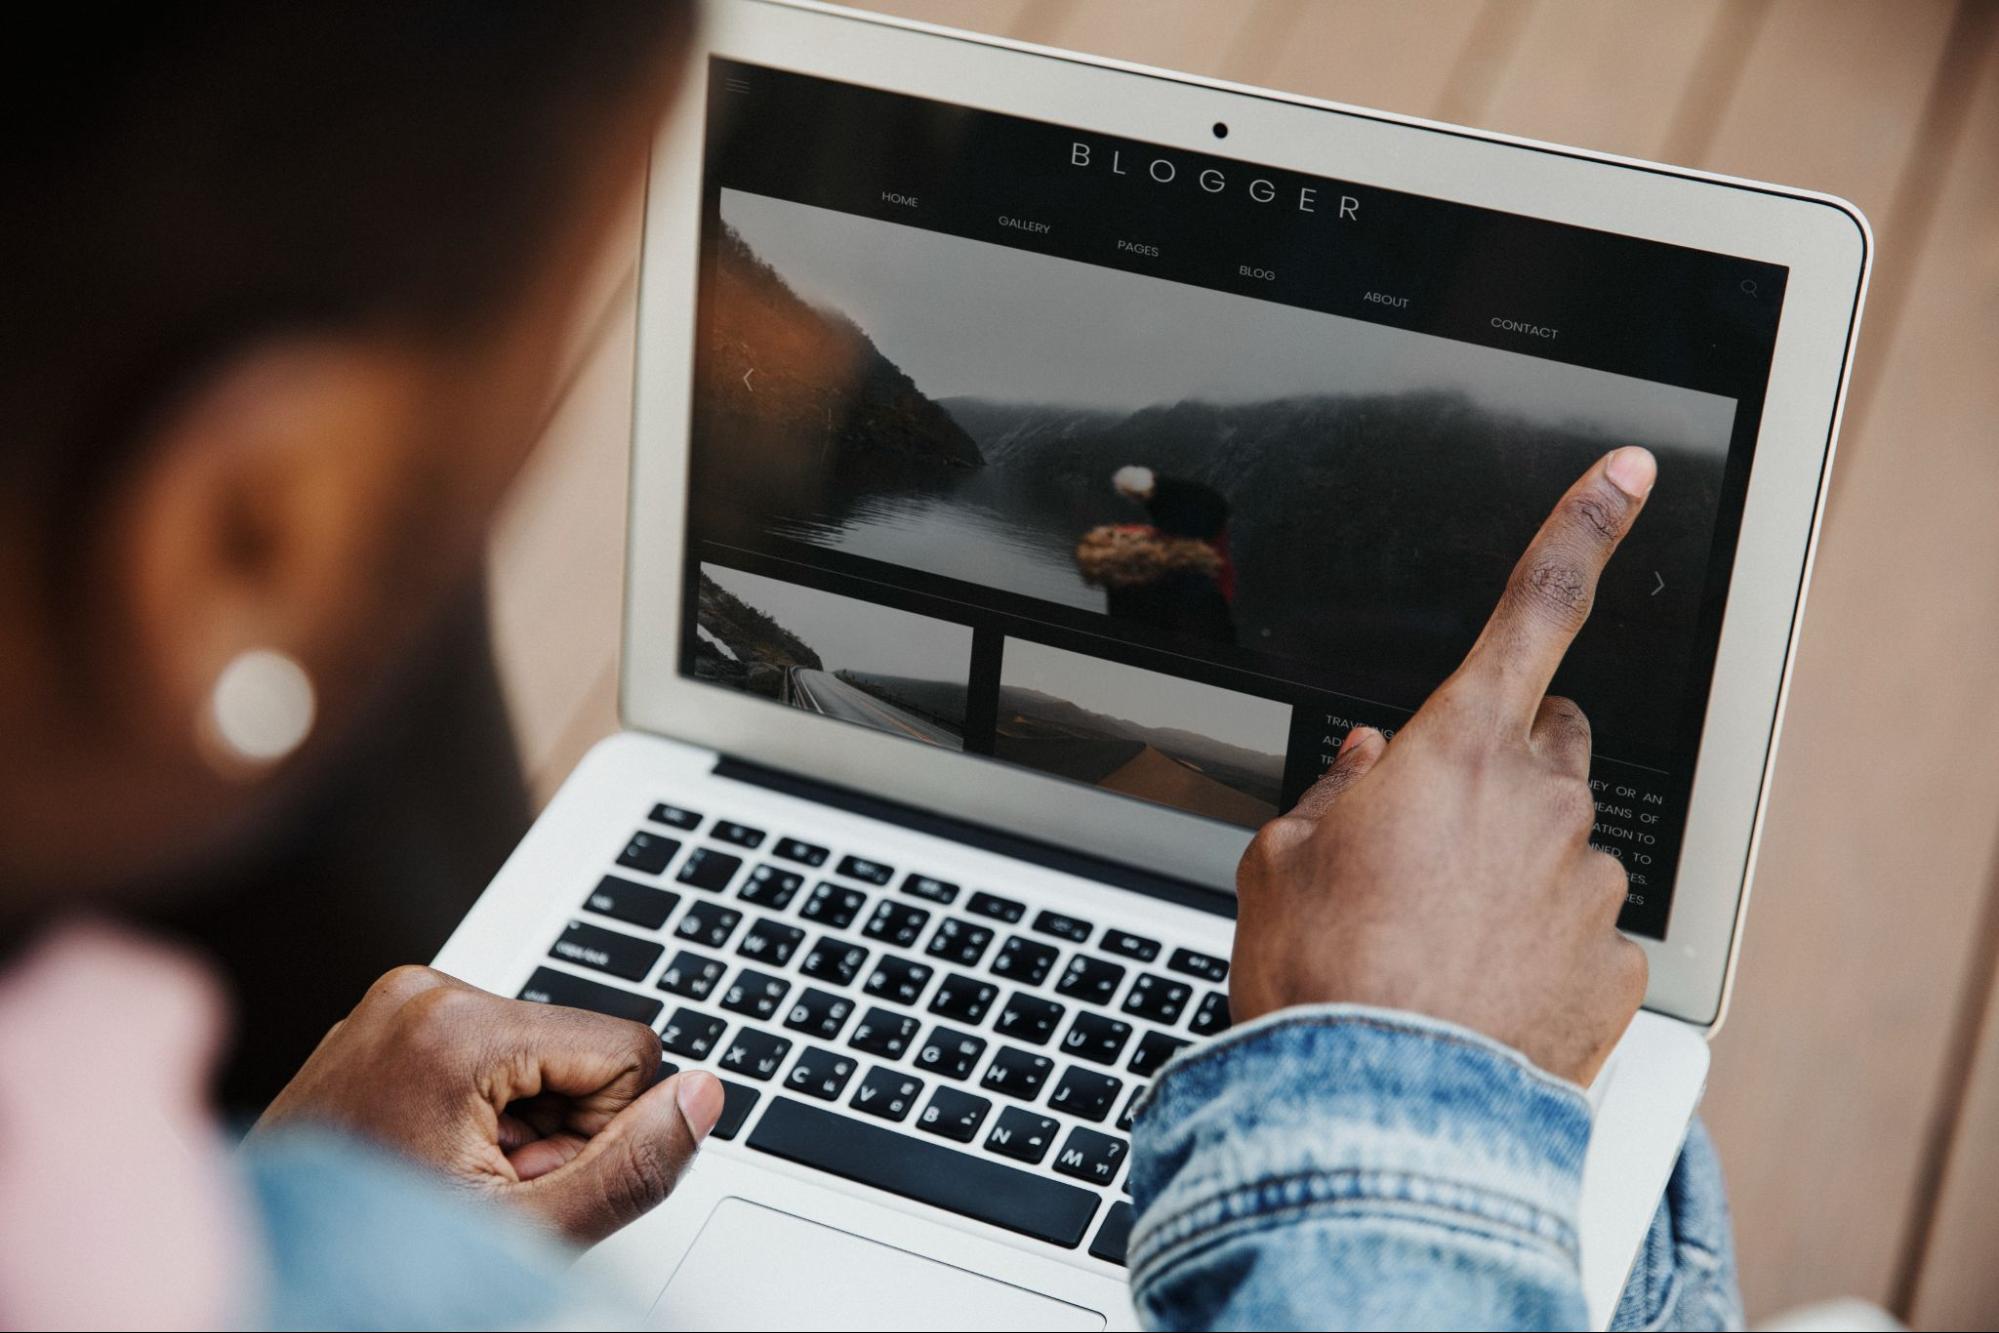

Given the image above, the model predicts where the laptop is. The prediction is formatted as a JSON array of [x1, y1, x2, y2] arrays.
[[433, 2, 1869, 1327]]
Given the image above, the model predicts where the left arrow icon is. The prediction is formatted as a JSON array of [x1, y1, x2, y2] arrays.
[[742, 367, 756, 391]]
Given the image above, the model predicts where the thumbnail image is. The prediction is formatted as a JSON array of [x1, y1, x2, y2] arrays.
[[691, 186, 1741, 754], [995, 639, 1290, 829], [692, 563, 973, 750]]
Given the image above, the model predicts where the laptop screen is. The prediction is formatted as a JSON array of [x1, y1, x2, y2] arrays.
[[678, 57, 1787, 939]]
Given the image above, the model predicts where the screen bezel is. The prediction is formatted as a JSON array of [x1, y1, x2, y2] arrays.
[[623, 0, 1869, 1028]]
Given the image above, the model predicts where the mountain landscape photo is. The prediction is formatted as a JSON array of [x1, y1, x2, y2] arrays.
[[692, 189, 1739, 754], [994, 639, 1290, 829]]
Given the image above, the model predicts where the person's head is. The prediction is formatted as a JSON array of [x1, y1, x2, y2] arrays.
[[0, 3, 694, 917]]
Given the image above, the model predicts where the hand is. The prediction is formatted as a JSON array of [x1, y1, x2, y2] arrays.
[[1231, 447, 1657, 1085], [251, 965, 724, 1243]]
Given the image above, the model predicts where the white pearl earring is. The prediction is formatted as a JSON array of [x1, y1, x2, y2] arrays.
[[203, 648, 316, 770]]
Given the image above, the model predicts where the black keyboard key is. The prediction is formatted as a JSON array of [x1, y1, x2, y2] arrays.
[[713, 820, 766, 850], [901, 873, 960, 904], [720, 968, 789, 1021], [784, 1045, 858, 1101], [648, 802, 702, 831], [658, 1059, 681, 1081], [1122, 973, 1192, 1026], [985, 1106, 1062, 1166], [799, 937, 869, 987], [966, 891, 1026, 924], [738, 863, 804, 910], [658, 949, 727, 1001], [616, 830, 679, 876], [849, 1006, 921, 1059], [773, 836, 830, 867], [925, 917, 995, 967], [1050, 1067, 1123, 1123], [850, 1066, 924, 1123], [800, 881, 869, 929], [661, 1008, 728, 1060], [1032, 910, 1092, 944], [1064, 1011, 1133, 1066], [550, 920, 664, 983], [980, 1046, 1054, 1101], [675, 900, 742, 949], [736, 917, 805, 967], [749, 1097, 1099, 1247], [1168, 947, 1229, 984], [836, 854, 894, 886], [928, 972, 998, 1025], [583, 875, 679, 931], [519, 967, 663, 1025], [917, 1086, 992, 1143], [713, 1079, 760, 1140], [1055, 955, 1126, 1006], [1117, 1084, 1146, 1132], [1055, 1126, 1129, 1187], [995, 993, 1066, 1046], [783, 987, 854, 1040], [1090, 1201, 1135, 1266], [989, 935, 1059, 987], [1189, 991, 1231, 1036], [863, 954, 933, 1006], [1101, 930, 1161, 962], [1129, 1029, 1191, 1077], [862, 900, 931, 948], [676, 846, 742, 893], [914, 1025, 986, 1080], [718, 1026, 793, 1081]]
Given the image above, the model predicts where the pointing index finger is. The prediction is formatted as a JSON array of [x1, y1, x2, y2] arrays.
[[1457, 447, 1656, 722]]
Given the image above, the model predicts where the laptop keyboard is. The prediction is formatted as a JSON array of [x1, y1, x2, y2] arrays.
[[515, 801, 1234, 1266]]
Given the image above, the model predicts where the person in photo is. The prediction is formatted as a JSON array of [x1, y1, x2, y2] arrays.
[[1075, 465, 1238, 640]]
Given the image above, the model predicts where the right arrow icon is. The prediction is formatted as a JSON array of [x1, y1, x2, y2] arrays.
[[1652, 571, 1666, 597]]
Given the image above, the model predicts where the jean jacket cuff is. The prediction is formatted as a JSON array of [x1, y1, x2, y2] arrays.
[[1128, 1004, 1593, 1284]]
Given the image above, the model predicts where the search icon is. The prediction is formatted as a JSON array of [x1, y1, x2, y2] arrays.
[[1739, 278, 1759, 297]]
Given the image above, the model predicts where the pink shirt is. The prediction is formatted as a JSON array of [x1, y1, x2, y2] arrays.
[[0, 923, 249, 1330]]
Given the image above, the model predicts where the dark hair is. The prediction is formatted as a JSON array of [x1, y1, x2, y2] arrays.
[[0, 1, 691, 570]]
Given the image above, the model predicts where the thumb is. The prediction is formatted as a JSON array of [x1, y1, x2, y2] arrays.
[[1290, 726, 1386, 821], [511, 1070, 725, 1244]]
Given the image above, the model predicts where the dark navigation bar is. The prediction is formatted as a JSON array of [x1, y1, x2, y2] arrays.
[[706, 59, 1787, 402]]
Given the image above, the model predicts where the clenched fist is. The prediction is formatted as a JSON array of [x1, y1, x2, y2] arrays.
[[252, 965, 723, 1243], [1231, 447, 1657, 1085]]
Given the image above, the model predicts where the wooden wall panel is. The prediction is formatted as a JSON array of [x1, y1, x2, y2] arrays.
[[488, 293, 635, 788]]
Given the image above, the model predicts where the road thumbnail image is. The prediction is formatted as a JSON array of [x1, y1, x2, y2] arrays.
[[692, 563, 973, 750], [995, 638, 1291, 829]]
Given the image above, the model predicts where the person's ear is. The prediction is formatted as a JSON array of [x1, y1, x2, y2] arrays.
[[108, 338, 434, 775]]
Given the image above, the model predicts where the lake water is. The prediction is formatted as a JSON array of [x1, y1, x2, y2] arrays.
[[769, 486, 1107, 613]]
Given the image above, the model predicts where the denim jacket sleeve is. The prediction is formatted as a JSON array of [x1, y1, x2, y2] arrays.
[[1127, 1005, 1742, 1332]]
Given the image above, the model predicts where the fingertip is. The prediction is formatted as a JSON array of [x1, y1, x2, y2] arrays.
[[1343, 726, 1386, 762], [675, 1071, 725, 1143], [1605, 446, 1656, 499]]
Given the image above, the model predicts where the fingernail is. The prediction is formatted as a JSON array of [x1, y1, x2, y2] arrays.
[[1605, 447, 1656, 498], [1340, 727, 1375, 754], [676, 1071, 725, 1143]]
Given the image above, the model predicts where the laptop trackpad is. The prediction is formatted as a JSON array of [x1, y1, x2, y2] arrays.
[[651, 1198, 1104, 1330]]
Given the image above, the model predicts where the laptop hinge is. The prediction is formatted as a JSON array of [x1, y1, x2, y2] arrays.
[[711, 755, 1236, 921]]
